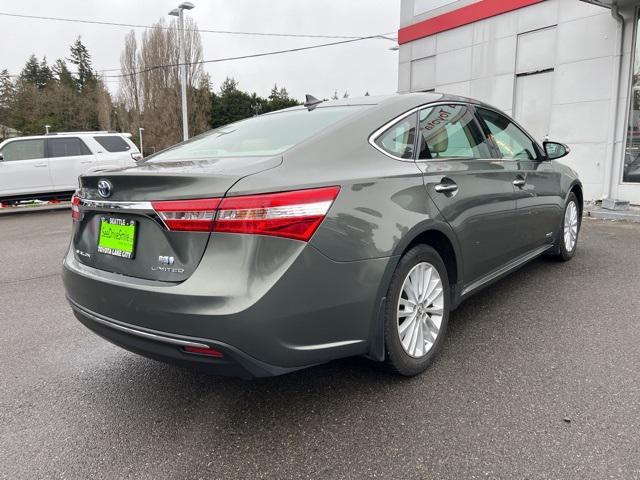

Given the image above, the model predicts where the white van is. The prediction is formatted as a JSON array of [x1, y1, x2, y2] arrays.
[[0, 132, 141, 202]]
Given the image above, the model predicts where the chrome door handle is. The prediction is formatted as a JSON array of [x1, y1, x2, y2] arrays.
[[434, 183, 459, 193], [513, 178, 526, 187], [34, 163, 47, 167]]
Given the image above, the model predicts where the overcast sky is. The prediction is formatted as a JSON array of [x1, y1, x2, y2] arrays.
[[1, 0, 401, 100]]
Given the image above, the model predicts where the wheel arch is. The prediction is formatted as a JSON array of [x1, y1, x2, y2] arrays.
[[366, 221, 463, 362], [568, 181, 583, 217], [402, 230, 459, 289]]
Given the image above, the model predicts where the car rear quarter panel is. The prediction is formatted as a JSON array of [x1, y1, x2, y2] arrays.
[[227, 95, 455, 264]]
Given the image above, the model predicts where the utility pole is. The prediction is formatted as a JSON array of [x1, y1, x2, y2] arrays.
[[169, 2, 195, 142]]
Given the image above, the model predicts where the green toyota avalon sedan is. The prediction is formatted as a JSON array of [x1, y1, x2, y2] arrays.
[[62, 93, 582, 378]]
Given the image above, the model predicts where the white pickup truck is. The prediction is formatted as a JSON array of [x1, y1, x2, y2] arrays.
[[0, 132, 141, 203]]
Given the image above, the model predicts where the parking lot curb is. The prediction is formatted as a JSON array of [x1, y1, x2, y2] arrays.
[[0, 202, 71, 215]]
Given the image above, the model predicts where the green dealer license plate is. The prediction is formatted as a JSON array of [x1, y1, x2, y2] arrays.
[[98, 217, 137, 259]]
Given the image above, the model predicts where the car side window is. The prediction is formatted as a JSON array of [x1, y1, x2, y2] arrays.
[[374, 113, 417, 159], [417, 104, 490, 160], [0, 139, 45, 161], [477, 108, 538, 160], [47, 138, 92, 158]]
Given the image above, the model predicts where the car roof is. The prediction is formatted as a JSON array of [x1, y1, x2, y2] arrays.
[[1, 132, 131, 142], [274, 92, 500, 114]]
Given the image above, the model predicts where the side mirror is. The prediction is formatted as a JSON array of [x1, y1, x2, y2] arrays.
[[0, 152, 3, 161], [543, 141, 570, 160]]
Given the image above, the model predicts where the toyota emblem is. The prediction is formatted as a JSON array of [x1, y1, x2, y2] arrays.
[[97, 179, 112, 198]]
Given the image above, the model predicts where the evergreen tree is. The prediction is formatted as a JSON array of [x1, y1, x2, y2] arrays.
[[343, 91, 349, 99], [364, 91, 370, 96], [331, 89, 339, 100], [38, 57, 54, 89], [69, 36, 95, 91], [269, 83, 279, 101], [53, 59, 75, 89], [263, 84, 299, 112], [211, 77, 254, 128], [20, 55, 41, 85], [250, 92, 267, 116], [210, 78, 299, 128], [0, 69, 16, 127], [219, 77, 239, 95], [8, 40, 112, 135]]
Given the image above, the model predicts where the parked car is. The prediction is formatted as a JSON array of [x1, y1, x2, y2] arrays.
[[62, 93, 582, 378], [0, 132, 141, 203]]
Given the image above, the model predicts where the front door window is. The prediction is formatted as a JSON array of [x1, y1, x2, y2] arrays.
[[477, 108, 539, 161]]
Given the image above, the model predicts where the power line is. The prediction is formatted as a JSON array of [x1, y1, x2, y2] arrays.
[[102, 34, 396, 79], [0, 11, 396, 41], [0, 11, 398, 80], [4, 33, 397, 79]]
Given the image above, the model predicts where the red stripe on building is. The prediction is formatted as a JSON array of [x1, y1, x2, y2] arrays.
[[398, 0, 545, 45]]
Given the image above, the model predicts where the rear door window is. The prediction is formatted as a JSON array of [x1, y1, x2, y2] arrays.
[[94, 135, 131, 152], [374, 113, 418, 159], [47, 138, 92, 158], [417, 104, 490, 160], [0, 139, 45, 161]]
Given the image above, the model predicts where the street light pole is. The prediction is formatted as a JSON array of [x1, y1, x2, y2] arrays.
[[169, 2, 195, 142], [138, 127, 145, 157]]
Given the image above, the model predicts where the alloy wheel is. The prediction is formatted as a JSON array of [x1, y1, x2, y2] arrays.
[[563, 200, 579, 252], [397, 262, 444, 358]]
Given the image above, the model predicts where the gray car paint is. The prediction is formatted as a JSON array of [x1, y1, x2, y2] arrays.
[[62, 92, 582, 377]]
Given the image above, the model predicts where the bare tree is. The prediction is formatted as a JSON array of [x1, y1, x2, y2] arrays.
[[119, 31, 140, 119], [117, 17, 211, 151]]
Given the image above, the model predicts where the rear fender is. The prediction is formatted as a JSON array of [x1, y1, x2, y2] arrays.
[[366, 219, 463, 361]]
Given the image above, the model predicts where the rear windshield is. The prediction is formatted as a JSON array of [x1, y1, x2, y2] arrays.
[[148, 106, 364, 161], [94, 135, 131, 152]]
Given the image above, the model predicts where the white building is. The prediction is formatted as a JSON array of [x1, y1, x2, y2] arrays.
[[398, 0, 640, 204]]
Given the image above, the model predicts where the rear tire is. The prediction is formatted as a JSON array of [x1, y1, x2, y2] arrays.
[[383, 244, 450, 376], [549, 192, 580, 261]]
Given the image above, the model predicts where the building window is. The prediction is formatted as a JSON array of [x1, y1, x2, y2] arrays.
[[624, 10, 640, 183]]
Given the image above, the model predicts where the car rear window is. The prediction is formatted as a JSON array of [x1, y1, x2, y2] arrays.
[[148, 106, 364, 161], [94, 135, 131, 152]]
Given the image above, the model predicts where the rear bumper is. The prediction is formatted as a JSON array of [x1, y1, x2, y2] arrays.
[[69, 299, 301, 378], [63, 233, 396, 376]]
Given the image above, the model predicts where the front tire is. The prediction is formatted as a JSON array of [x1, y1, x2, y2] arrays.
[[550, 192, 581, 261], [384, 245, 450, 376]]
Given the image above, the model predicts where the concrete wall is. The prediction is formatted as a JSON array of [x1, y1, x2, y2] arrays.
[[398, 0, 638, 203]]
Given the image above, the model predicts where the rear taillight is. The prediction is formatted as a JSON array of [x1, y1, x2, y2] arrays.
[[71, 193, 81, 221], [151, 186, 340, 241], [152, 198, 221, 231], [215, 186, 340, 241]]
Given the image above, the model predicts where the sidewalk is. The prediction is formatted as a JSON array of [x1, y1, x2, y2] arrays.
[[585, 203, 640, 223]]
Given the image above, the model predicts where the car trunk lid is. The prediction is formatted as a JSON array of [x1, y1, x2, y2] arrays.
[[72, 155, 281, 282]]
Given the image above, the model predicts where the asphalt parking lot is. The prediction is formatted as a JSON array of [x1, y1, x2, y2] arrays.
[[1, 211, 639, 479]]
